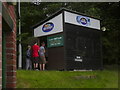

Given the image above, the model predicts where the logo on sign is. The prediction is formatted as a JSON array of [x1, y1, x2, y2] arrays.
[[76, 16, 90, 26], [42, 22, 54, 32]]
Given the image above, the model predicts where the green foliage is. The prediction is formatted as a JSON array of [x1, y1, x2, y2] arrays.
[[17, 33, 37, 45], [97, 3, 119, 64], [17, 33, 28, 41]]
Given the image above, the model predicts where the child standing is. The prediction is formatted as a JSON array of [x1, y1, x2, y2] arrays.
[[26, 45, 32, 70]]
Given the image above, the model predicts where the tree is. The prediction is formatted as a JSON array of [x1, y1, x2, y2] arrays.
[[97, 2, 119, 64]]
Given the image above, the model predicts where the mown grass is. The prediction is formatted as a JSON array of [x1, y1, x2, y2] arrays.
[[17, 65, 118, 88]]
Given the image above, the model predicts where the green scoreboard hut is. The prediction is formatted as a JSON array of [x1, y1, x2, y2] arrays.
[[33, 9, 103, 71]]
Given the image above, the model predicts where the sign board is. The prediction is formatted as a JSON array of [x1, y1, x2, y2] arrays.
[[64, 11, 100, 30], [47, 35, 64, 48], [34, 13, 63, 37], [74, 56, 83, 62]]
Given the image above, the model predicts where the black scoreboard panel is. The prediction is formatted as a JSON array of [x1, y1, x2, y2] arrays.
[[64, 23, 102, 70]]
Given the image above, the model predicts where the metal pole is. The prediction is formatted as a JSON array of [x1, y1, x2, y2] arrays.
[[18, 0, 22, 69]]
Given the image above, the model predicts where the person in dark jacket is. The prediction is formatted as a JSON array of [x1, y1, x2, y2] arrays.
[[26, 45, 32, 70]]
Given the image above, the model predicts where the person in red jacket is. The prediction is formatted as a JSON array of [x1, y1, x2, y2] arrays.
[[32, 42, 40, 70]]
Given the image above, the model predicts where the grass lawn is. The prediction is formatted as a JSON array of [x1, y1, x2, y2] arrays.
[[17, 65, 118, 88]]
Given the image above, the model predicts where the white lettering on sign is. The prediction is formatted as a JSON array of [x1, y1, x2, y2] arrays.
[[75, 59, 82, 62], [74, 56, 83, 62]]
